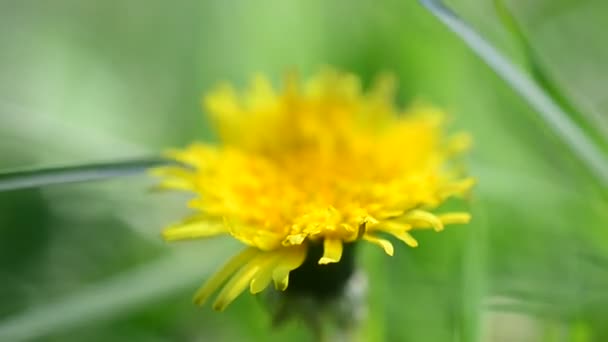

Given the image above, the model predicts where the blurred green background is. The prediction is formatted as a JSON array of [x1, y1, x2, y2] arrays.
[[0, 1, 607, 341]]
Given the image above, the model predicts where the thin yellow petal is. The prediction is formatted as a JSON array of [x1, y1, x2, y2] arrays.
[[391, 231, 419, 247], [318, 239, 343, 264], [162, 220, 227, 242], [249, 269, 274, 294], [374, 221, 411, 233], [447, 132, 473, 154], [363, 234, 394, 256], [212, 259, 261, 311], [149, 166, 196, 191], [440, 178, 476, 198], [375, 209, 404, 219], [193, 247, 258, 306], [230, 224, 284, 251], [272, 246, 307, 291], [438, 212, 471, 225], [405, 209, 444, 231], [169, 143, 217, 168], [372, 221, 418, 247], [249, 253, 282, 294], [282, 233, 307, 246], [156, 179, 193, 191], [246, 74, 276, 108]]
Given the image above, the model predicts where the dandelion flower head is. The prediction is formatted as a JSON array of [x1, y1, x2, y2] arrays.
[[154, 69, 474, 311]]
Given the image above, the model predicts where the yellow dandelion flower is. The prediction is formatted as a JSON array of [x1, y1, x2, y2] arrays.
[[153, 68, 474, 312]]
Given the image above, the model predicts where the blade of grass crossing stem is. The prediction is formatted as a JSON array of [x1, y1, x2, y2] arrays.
[[0, 158, 169, 192], [493, 0, 608, 144], [418, 0, 608, 186]]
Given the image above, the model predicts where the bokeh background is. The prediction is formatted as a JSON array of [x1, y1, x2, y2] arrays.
[[1, 1, 607, 341]]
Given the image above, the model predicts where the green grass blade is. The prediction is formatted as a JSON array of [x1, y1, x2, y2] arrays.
[[419, 0, 608, 186], [0, 242, 234, 342], [493, 0, 608, 146], [0, 158, 168, 192]]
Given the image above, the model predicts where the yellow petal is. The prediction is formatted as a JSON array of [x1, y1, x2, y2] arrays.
[[372, 207, 406, 219], [164, 144, 212, 167], [405, 209, 444, 231], [149, 166, 196, 191], [249, 268, 274, 294], [230, 224, 283, 251], [391, 231, 419, 247], [156, 179, 193, 191], [249, 254, 281, 294], [246, 74, 276, 108], [193, 247, 258, 306], [282, 233, 307, 246], [318, 239, 343, 264], [272, 246, 307, 291], [438, 212, 471, 225], [440, 178, 476, 198], [375, 221, 412, 233], [447, 132, 473, 154], [212, 259, 261, 311], [372, 222, 418, 247], [363, 234, 394, 256], [162, 219, 227, 242]]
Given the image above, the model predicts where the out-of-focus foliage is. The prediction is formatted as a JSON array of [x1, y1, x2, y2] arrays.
[[0, 1, 606, 341]]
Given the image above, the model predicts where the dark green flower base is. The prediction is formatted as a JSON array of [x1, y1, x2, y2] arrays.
[[286, 242, 357, 300]]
